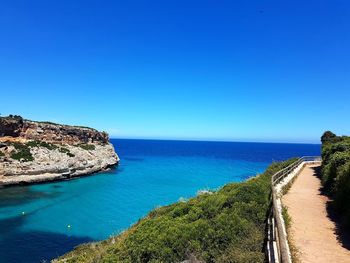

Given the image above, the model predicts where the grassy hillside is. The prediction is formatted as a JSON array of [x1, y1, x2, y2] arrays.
[[54, 159, 296, 263], [321, 131, 350, 227]]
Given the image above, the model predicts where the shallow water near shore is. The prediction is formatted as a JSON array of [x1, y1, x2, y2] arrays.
[[0, 139, 320, 263]]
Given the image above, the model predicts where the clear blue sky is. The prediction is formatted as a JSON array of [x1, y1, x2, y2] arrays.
[[1, 1, 349, 143]]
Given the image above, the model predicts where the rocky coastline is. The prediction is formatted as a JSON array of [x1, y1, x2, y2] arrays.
[[0, 116, 119, 186]]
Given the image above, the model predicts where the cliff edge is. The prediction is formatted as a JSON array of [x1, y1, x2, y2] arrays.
[[0, 115, 119, 186]]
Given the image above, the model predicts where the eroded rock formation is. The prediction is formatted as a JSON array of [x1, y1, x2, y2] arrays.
[[0, 116, 119, 186], [0, 116, 109, 144]]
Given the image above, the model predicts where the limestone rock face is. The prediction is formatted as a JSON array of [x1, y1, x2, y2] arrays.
[[0, 116, 109, 144], [0, 116, 119, 186]]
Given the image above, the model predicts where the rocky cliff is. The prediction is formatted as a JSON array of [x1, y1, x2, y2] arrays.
[[0, 115, 109, 144], [0, 116, 119, 186]]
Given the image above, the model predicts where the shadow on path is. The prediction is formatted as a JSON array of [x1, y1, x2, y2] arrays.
[[310, 165, 350, 251]]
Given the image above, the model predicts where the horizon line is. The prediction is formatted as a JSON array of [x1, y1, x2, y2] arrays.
[[109, 137, 321, 145]]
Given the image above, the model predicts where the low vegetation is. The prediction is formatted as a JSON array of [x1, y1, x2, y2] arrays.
[[67, 152, 75, 157], [10, 142, 34, 162], [1, 115, 97, 131], [26, 140, 76, 157], [78, 144, 96, 151], [55, 159, 296, 263], [8, 140, 76, 161], [321, 131, 350, 228], [59, 147, 75, 157], [5, 114, 23, 119], [26, 140, 58, 150], [59, 147, 70, 153], [282, 205, 300, 263]]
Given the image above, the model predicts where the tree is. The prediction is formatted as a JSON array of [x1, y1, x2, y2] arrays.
[[321, 131, 337, 144]]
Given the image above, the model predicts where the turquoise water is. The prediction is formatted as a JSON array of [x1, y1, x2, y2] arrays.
[[0, 139, 320, 262]]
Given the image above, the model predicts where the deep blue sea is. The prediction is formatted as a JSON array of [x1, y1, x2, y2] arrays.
[[0, 139, 320, 263]]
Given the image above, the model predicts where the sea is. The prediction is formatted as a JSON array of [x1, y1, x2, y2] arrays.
[[0, 139, 320, 263]]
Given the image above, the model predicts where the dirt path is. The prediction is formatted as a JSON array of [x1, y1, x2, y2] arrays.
[[283, 164, 350, 263]]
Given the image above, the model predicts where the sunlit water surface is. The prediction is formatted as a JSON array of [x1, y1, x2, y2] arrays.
[[0, 139, 320, 263]]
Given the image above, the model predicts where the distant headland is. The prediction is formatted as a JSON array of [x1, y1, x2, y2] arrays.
[[0, 115, 119, 186]]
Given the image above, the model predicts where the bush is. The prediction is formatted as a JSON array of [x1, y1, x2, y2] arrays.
[[26, 140, 58, 150], [321, 131, 350, 228], [10, 143, 33, 162], [37, 141, 58, 150], [26, 140, 74, 157], [9, 140, 78, 161], [25, 140, 41, 148], [59, 147, 75, 157], [59, 147, 70, 153], [67, 152, 75, 157], [78, 144, 96, 151], [321, 151, 350, 191], [321, 141, 350, 166], [321, 131, 338, 144], [55, 159, 296, 263]]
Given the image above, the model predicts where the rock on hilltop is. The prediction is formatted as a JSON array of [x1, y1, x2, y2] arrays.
[[0, 115, 119, 186]]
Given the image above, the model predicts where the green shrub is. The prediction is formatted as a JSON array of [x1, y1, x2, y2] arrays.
[[10, 143, 33, 162], [26, 140, 58, 150], [24, 140, 76, 158], [26, 140, 41, 148], [58, 147, 75, 157], [0, 151, 4, 157], [321, 151, 350, 191], [321, 131, 338, 144], [55, 159, 296, 263], [78, 144, 96, 151], [38, 141, 58, 150], [59, 147, 70, 153], [67, 152, 75, 157], [321, 131, 350, 228], [321, 141, 350, 166]]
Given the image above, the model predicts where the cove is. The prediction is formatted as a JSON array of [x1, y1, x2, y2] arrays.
[[0, 139, 320, 263]]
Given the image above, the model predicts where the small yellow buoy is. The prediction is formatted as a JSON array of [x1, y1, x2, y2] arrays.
[[67, 224, 71, 228], [22, 211, 25, 215]]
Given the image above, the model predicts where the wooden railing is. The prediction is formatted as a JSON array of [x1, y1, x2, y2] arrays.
[[266, 156, 321, 263]]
